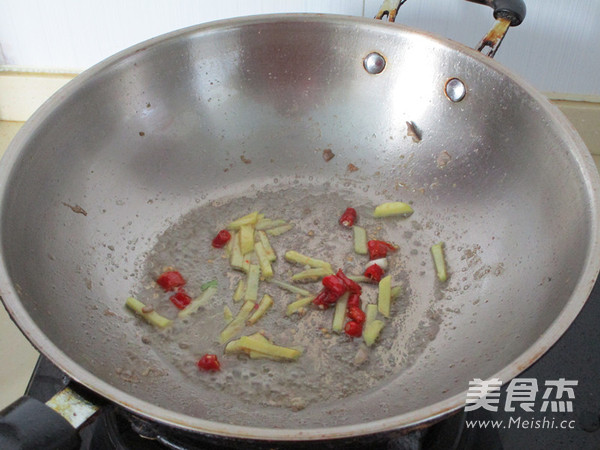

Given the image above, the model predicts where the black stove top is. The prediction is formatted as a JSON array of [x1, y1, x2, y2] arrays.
[[25, 280, 600, 449]]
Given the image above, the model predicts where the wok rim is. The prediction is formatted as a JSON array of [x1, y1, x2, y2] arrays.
[[1, 13, 599, 441]]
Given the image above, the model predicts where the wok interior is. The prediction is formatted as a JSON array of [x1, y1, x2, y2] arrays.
[[0, 16, 595, 433]]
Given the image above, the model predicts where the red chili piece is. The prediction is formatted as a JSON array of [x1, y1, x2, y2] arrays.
[[347, 306, 366, 324], [212, 229, 232, 248], [312, 288, 338, 309], [344, 320, 363, 338], [170, 289, 192, 309], [367, 240, 397, 260], [322, 275, 347, 299], [197, 354, 221, 372], [339, 207, 357, 227], [156, 270, 186, 292], [313, 270, 362, 309], [336, 269, 362, 294], [364, 264, 384, 282], [347, 293, 361, 309]]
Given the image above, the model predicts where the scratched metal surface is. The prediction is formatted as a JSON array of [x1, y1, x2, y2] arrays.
[[0, 15, 598, 441]]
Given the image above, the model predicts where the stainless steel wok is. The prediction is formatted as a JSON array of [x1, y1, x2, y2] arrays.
[[1, 4, 599, 444]]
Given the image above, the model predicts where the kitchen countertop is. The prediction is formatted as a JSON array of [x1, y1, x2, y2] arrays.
[[1, 97, 600, 412]]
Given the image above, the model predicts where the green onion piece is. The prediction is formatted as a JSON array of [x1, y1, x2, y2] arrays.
[[365, 303, 378, 324], [332, 293, 349, 333], [255, 242, 274, 279], [238, 336, 302, 361], [363, 303, 384, 346], [255, 218, 287, 231], [226, 211, 260, 230], [390, 285, 402, 300], [241, 255, 253, 274], [377, 275, 392, 318], [229, 231, 243, 270], [223, 305, 233, 323], [244, 264, 260, 301], [347, 275, 371, 283], [284, 250, 332, 271], [373, 202, 413, 217], [201, 280, 218, 290], [239, 224, 255, 255], [233, 279, 245, 302], [227, 333, 300, 361], [219, 300, 255, 343], [225, 332, 269, 354], [257, 230, 277, 262], [268, 279, 312, 297], [353, 226, 368, 255], [266, 223, 294, 236], [431, 242, 448, 282], [291, 267, 333, 282], [363, 320, 385, 347], [125, 297, 172, 328], [286, 296, 315, 316], [247, 294, 274, 325], [178, 286, 218, 318], [224, 235, 233, 257]]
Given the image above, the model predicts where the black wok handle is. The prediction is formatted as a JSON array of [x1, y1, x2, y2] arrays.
[[375, 0, 526, 57], [468, 0, 526, 57], [0, 397, 80, 450], [0, 386, 99, 450], [466, 0, 526, 26]]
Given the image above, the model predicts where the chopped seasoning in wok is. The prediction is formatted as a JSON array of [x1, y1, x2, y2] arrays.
[[353, 226, 368, 255], [373, 201, 413, 218], [431, 242, 448, 282], [363, 304, 385, 347], [347, 305, 366, 324], [125, 297, 172, 328], [339, 207, 357, 227], [126, 200, 435, 379], [344, 320, 363, 338], [367, 240, 397, 260], [336, 269, 362, 294], [212, 229, 232, 248], [156, 270, 186, 292], [364, 264, 384, 282], [197, 354, 221, 372], [170, 289, 192, 310]]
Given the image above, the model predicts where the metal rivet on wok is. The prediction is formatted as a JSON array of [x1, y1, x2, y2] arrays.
[[363, 52, 386, 74], [445, 78, 466, 102]]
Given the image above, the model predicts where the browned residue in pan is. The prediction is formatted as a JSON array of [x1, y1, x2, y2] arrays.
[[62, 202, 87, 216], [322, 148, 335, 161], [406, 121, 421, 143]]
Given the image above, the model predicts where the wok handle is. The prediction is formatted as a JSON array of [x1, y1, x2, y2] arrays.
[[468, 0, 526, 57], [466, 0, 526, 26], [374, 0, 526, 57], [0, 386, 99, 450], [0, 396, 81, 450]]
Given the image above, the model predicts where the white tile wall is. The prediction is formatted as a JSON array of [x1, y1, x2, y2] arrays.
[[363, 0, 600, 96], [0, 1, 599, 94], [0, 0, 364, 71]]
